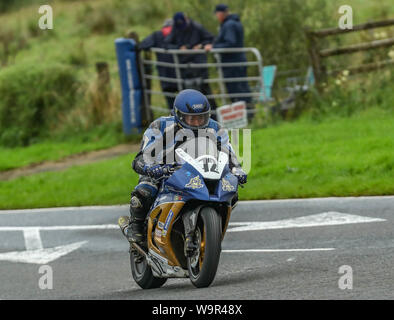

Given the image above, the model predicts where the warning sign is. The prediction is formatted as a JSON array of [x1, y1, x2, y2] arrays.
[[216, 101, 248, 128]]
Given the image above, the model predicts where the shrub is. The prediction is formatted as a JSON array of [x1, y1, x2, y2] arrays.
[[86, 7, 117, 35], [0, 0, 39, 13], [67, 41, 88, 66], [0, 63, 80, 146]]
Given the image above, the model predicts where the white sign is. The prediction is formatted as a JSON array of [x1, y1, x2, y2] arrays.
[[217, 101, 248, 129]]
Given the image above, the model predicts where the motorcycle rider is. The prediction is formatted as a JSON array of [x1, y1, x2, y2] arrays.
[[118, 89, 247, 244]]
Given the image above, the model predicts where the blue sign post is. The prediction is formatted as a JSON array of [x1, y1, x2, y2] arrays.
[[115, 38, 143, 134]]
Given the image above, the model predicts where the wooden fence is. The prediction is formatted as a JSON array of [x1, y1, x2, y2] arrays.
[[305, 18, 394, 85]]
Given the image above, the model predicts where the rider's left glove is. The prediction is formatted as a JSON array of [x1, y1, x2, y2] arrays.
[[144, 164, 174, 179], [232, 167, 247, 185]]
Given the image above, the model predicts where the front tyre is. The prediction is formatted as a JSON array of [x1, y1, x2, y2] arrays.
[[130, 249, 167, 289], [187, 207, 222, 288]]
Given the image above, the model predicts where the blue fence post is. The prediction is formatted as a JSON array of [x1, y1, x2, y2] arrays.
[[115, 38, 143, 134]]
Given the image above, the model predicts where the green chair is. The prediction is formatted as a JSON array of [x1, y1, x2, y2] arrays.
[[259, 65, 277, 102]]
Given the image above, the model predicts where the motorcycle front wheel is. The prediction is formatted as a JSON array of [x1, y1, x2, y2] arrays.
[[187, 207, 222, 288]]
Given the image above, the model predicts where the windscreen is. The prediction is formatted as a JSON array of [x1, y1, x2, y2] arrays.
[[176, 136, 218, 164]]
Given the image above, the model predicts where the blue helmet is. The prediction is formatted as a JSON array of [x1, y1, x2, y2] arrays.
[[173, 89, 211, 130]]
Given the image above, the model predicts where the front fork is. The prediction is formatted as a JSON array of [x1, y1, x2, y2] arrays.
[[182, 205, 204, 257]]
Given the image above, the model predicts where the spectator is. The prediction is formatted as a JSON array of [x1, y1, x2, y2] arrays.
[[138, 19, 177, 109], [165, 12, 218, 115], [206, 4, 254, 118]]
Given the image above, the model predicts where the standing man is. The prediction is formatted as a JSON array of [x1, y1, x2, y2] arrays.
[[164, 12, 218, 116], [206, 4, 254, 119], [139, 19, 177, 110]]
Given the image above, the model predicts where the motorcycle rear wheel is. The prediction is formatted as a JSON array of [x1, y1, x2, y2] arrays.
[[130, 249, 167, 289], [187, 207, 222, 288]]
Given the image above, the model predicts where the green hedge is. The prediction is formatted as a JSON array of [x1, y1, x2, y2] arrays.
[[0, 0, 42, 13], [0, 63, 80, 146]]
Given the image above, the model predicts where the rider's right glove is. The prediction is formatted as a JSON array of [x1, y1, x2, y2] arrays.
[[232, 167, 247, 185], [144, 164, 174, 179]]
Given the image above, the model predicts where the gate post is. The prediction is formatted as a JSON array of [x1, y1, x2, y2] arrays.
[[115, 38, 143, 134], [305, 29, 325, 88]]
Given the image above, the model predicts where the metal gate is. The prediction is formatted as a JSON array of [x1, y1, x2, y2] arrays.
[[138, 47, 264, 115]]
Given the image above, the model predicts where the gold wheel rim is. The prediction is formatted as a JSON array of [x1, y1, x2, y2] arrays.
[[198, 226, 206, 270]]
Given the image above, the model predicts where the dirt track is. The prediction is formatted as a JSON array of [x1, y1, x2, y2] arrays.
[[0, 143, 139, 181]]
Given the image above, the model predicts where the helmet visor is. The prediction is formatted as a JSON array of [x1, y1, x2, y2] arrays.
[[176, 109, 210, 129]]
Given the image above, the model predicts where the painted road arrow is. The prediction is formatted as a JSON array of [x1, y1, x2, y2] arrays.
[[0, 241, 87, 265], [227, 211, 385, 232], [0, 212, 385, 264]]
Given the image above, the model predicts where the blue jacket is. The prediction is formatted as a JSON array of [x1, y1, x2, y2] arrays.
[[132, 116, 241, 174], [213, 14, 247, 63]]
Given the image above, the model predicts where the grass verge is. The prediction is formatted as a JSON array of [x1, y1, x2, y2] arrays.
[[0, 154, 138, 209], [0, 108, 393, 209], [0, 123, 141, 171]]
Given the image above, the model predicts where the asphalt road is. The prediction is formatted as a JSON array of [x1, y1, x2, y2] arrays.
[[0, 196, 393, 300]]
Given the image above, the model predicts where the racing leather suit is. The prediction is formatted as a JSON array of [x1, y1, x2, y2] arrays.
[[128, 115, 242, 223]]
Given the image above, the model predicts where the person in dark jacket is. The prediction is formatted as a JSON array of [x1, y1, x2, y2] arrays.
[[206, 4, 253, 114], [139, 19, 177, 109], [165, 12, 218, 115]]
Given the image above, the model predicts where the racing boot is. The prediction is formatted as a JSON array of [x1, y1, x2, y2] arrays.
[[118, 216, 145, 243], [127, 217, 146, 243], [118, 216, 131, 240]]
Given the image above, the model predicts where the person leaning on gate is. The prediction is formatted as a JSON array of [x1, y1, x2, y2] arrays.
[[205, 4, 255, 120], [164, 12, 219, 118], [138, 19, 178, 110]]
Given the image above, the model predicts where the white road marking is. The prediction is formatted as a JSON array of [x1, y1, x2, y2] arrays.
[[0, 212, 385, 264], [0, 241, 87, 265], [0, 205, 129, 215], [239, 195, 394, 204], [1, 196, 394, 214], [223, 248, 335, 253], [227, 212, 385, 232], [0, 212, 384, 233], [0, 225, 118, 232], [23, 228, 43, 250]]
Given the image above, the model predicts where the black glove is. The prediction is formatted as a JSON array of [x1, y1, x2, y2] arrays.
[[232, 167, 247, 184], [144, 164, 174, 179]]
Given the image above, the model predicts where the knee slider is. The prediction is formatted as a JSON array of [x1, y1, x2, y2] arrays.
[[135, 184, 157, 205], [129, 186, 156, 219]]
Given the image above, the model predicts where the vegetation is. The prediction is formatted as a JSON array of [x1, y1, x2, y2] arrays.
[[0, 0, 393, 208], [1, 0, 393, 149], [1, 107, 393, 209], [0, 122, 129, 171]]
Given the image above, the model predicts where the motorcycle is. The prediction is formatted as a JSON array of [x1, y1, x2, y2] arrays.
[[128, 137, 240, 289]]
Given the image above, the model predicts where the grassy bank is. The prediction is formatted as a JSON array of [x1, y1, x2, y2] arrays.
[[0, 122, 140, 171], [1, 0, 394, 148], [1, 107, 393, 209]]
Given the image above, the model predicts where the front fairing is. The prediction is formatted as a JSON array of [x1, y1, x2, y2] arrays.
[[159, 162, 238, 204]]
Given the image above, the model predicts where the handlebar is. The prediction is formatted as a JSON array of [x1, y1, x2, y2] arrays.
[[152, 163, 246, 188], [153, 164, 182, 182]]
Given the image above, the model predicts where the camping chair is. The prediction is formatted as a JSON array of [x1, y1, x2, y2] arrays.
[[259, 65, 277, 103]]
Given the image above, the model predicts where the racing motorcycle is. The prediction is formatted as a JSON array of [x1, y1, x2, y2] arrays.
[[128, 137, 239, 288]]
